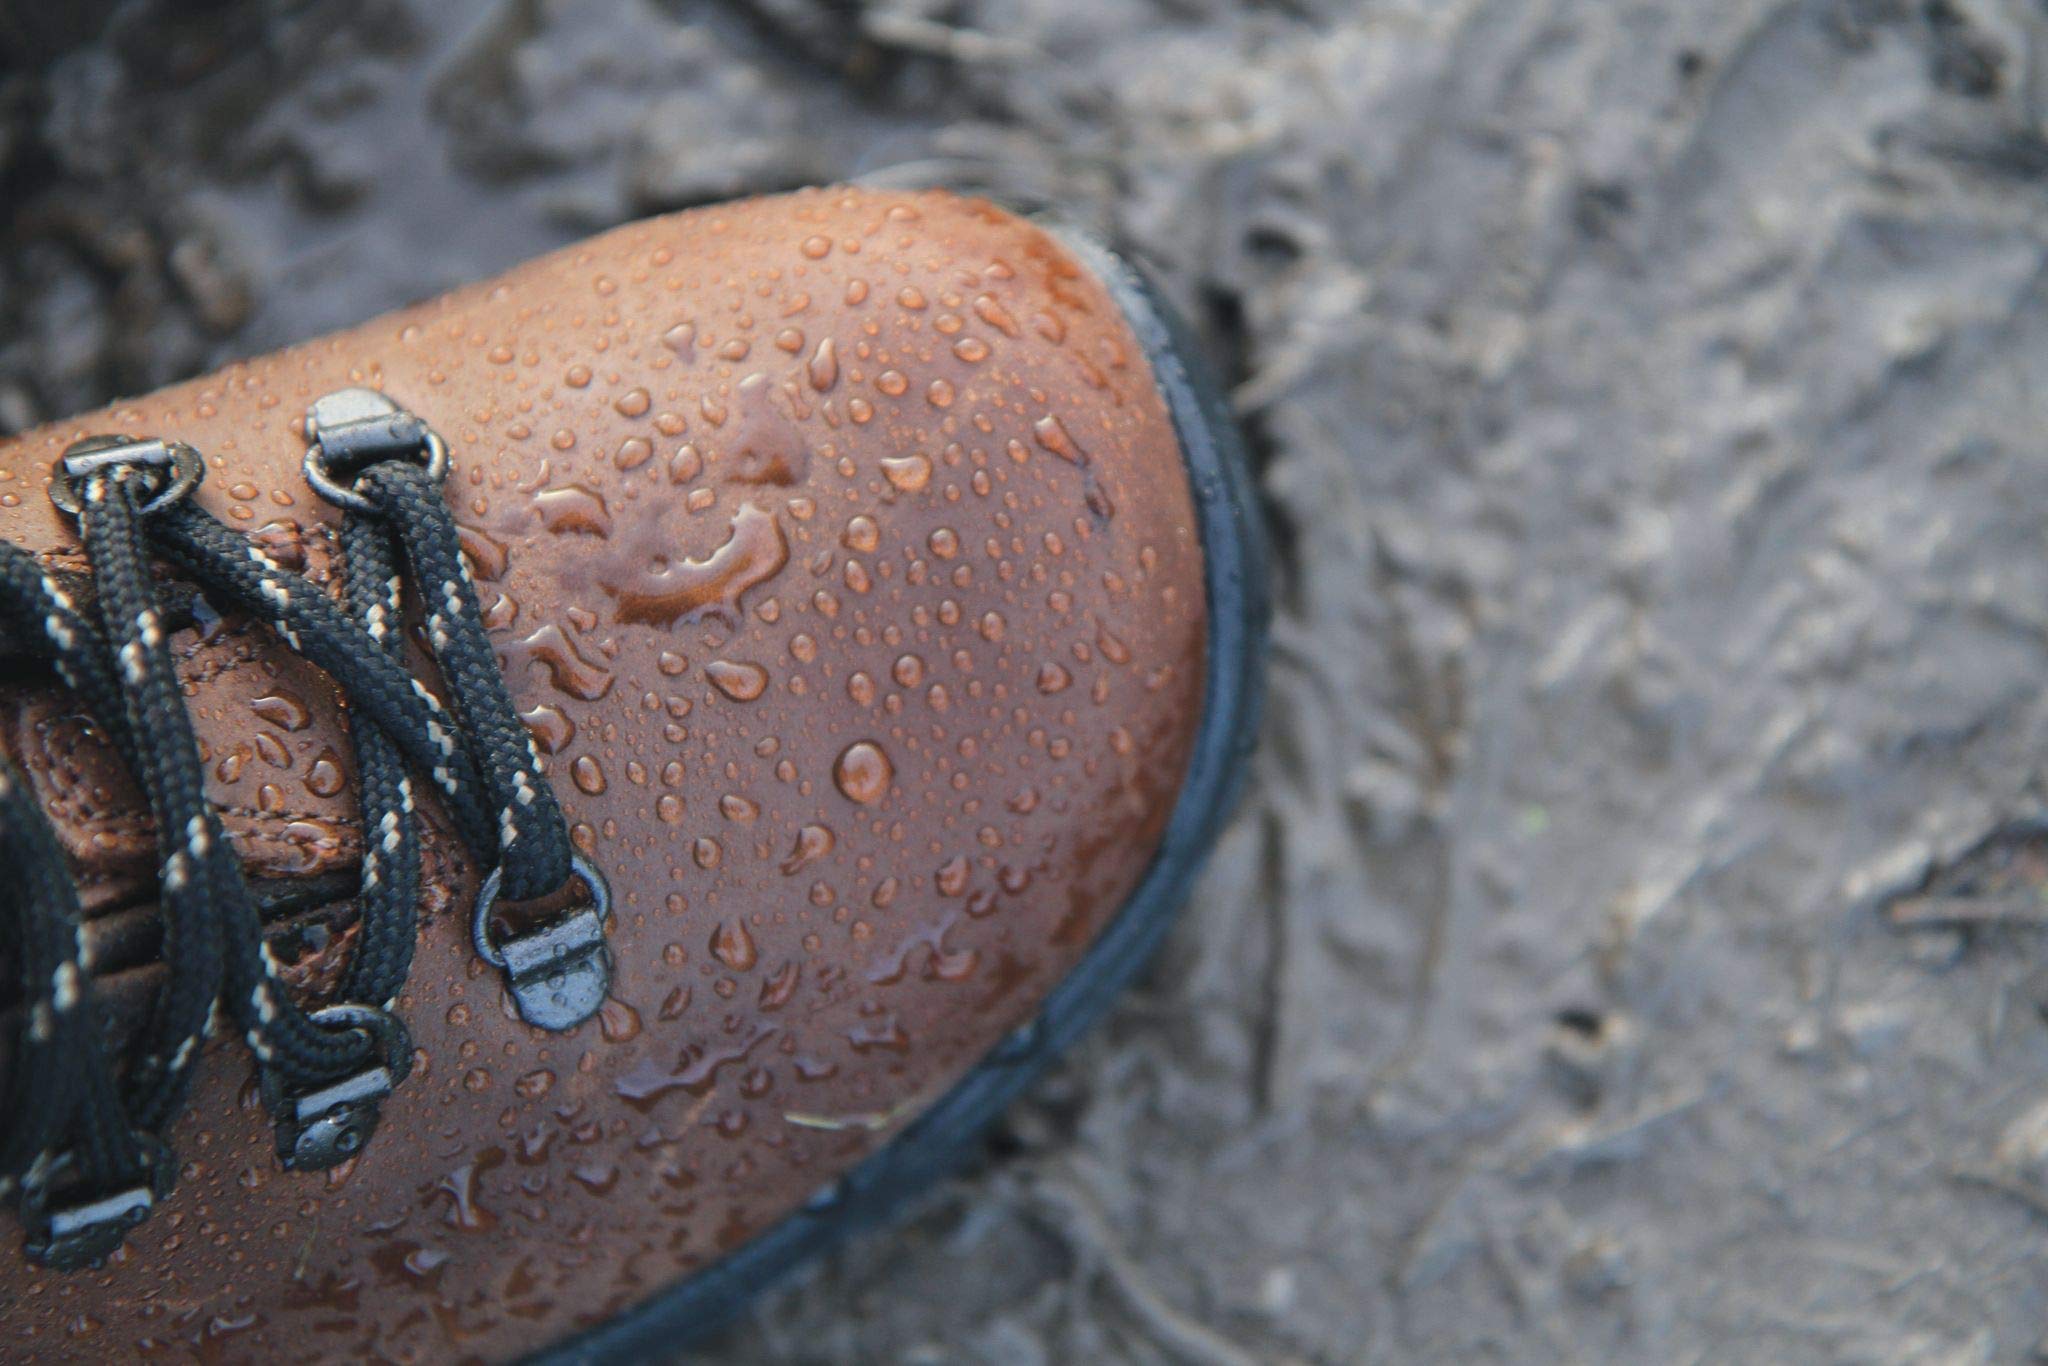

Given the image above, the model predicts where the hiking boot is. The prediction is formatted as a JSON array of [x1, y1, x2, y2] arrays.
[[0, 187, 1266, 1361]]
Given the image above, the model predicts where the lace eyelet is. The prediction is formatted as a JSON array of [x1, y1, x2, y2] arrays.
[[472, 853, 613, 1032], [303, 387, 449, 512], [19, 1132, 176, 1271], [49, 436, 204, 518], [259, 1004, 415, 1172]]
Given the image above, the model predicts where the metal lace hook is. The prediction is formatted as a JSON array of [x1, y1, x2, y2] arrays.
[[259, 1004, 415, 1171], [49, 435, 205, 518], [472, 853, 613, 1032], [302, 388, 448, 512]]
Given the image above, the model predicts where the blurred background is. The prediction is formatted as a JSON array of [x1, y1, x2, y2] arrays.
[[10, 1, 2048, 1359]]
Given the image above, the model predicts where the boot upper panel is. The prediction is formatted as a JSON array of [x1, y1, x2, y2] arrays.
[[0, 187, 1207, 1360]]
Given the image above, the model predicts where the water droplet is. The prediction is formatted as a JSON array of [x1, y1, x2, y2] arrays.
[[535, 484, 612, 538], [847, 1015, 909, 1053], [833, 741, 894, 805], [1037, 662, 1073, 693], [881, 454, 932, 493], [305, 749, 346, 798], [614, 387, 651, 418], [760, 960, 800, 1009], [713, 919, 758, 971], [1032, 414, 1088, 465], [598, 998, 642, 1043], [808, 337, 839, 391], [571, 1162, 619, 1195], [726, 373, 811, 486], [973, 294, 1022, 338], [614, 1020, 776, 1109], [706, 659, 769, 702], [780, 823, 835, 875], [843, 515, 879, 553], [436, 1153, 502, 1231], [216, 745, 249, 784], [521, 703, 576, 755], [892, 653, 925, 687], [502, 624, 614, 701], [459, 525, 510, 581], [572, 755, 607, 795], [251, 691, 310, 732], [601, 503, 789, 629]]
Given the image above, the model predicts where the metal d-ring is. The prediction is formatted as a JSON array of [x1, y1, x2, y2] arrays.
[[260, 1003, 415, 1171], [302, 387, 449, 513], [48, 435, 205, 518], [471, 852, 613, 1032], [19, 1130, 176, 1271]]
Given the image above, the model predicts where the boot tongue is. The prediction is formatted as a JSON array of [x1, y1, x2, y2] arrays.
[[0, 604, 459, 1072], [3, 630, 365, 898], [0, 508, 379, 919], [0, 869, 384, 1102]]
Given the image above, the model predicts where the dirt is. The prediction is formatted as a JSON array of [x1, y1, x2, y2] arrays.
[[10, 0, 2048, 1360]]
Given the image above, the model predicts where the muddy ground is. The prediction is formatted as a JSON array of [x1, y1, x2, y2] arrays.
[[9, 0, 2048, 1360]]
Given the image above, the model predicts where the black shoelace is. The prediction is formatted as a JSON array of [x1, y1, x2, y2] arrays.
[[0, 390, 611, 1270]]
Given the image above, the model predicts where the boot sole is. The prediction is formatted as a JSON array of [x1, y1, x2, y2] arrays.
[[535, 221, 1271, 1364]]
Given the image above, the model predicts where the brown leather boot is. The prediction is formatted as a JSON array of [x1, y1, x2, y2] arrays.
[[0, 187, 1264, 1362]]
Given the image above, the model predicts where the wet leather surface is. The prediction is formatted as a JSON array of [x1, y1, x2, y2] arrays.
[[0, 187, 1205, 1361]]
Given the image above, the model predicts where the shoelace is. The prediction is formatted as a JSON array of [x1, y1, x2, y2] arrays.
[[0, 390, 611, 1270]]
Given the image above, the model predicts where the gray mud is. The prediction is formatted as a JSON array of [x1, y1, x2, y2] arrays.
[[8, 1, 2048, 1360]]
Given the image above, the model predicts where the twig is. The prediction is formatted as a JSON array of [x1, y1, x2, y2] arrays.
[[1950, 1165, 2048, 1222], [860, 13, 1040, 64], [1518, 1089, 1710, 1178], [1022, 1168, 1290, 1366], [1885, 894, 2048, 929]]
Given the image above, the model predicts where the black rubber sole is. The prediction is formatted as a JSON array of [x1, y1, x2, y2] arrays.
[[534, 223, 1270, 1366]]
